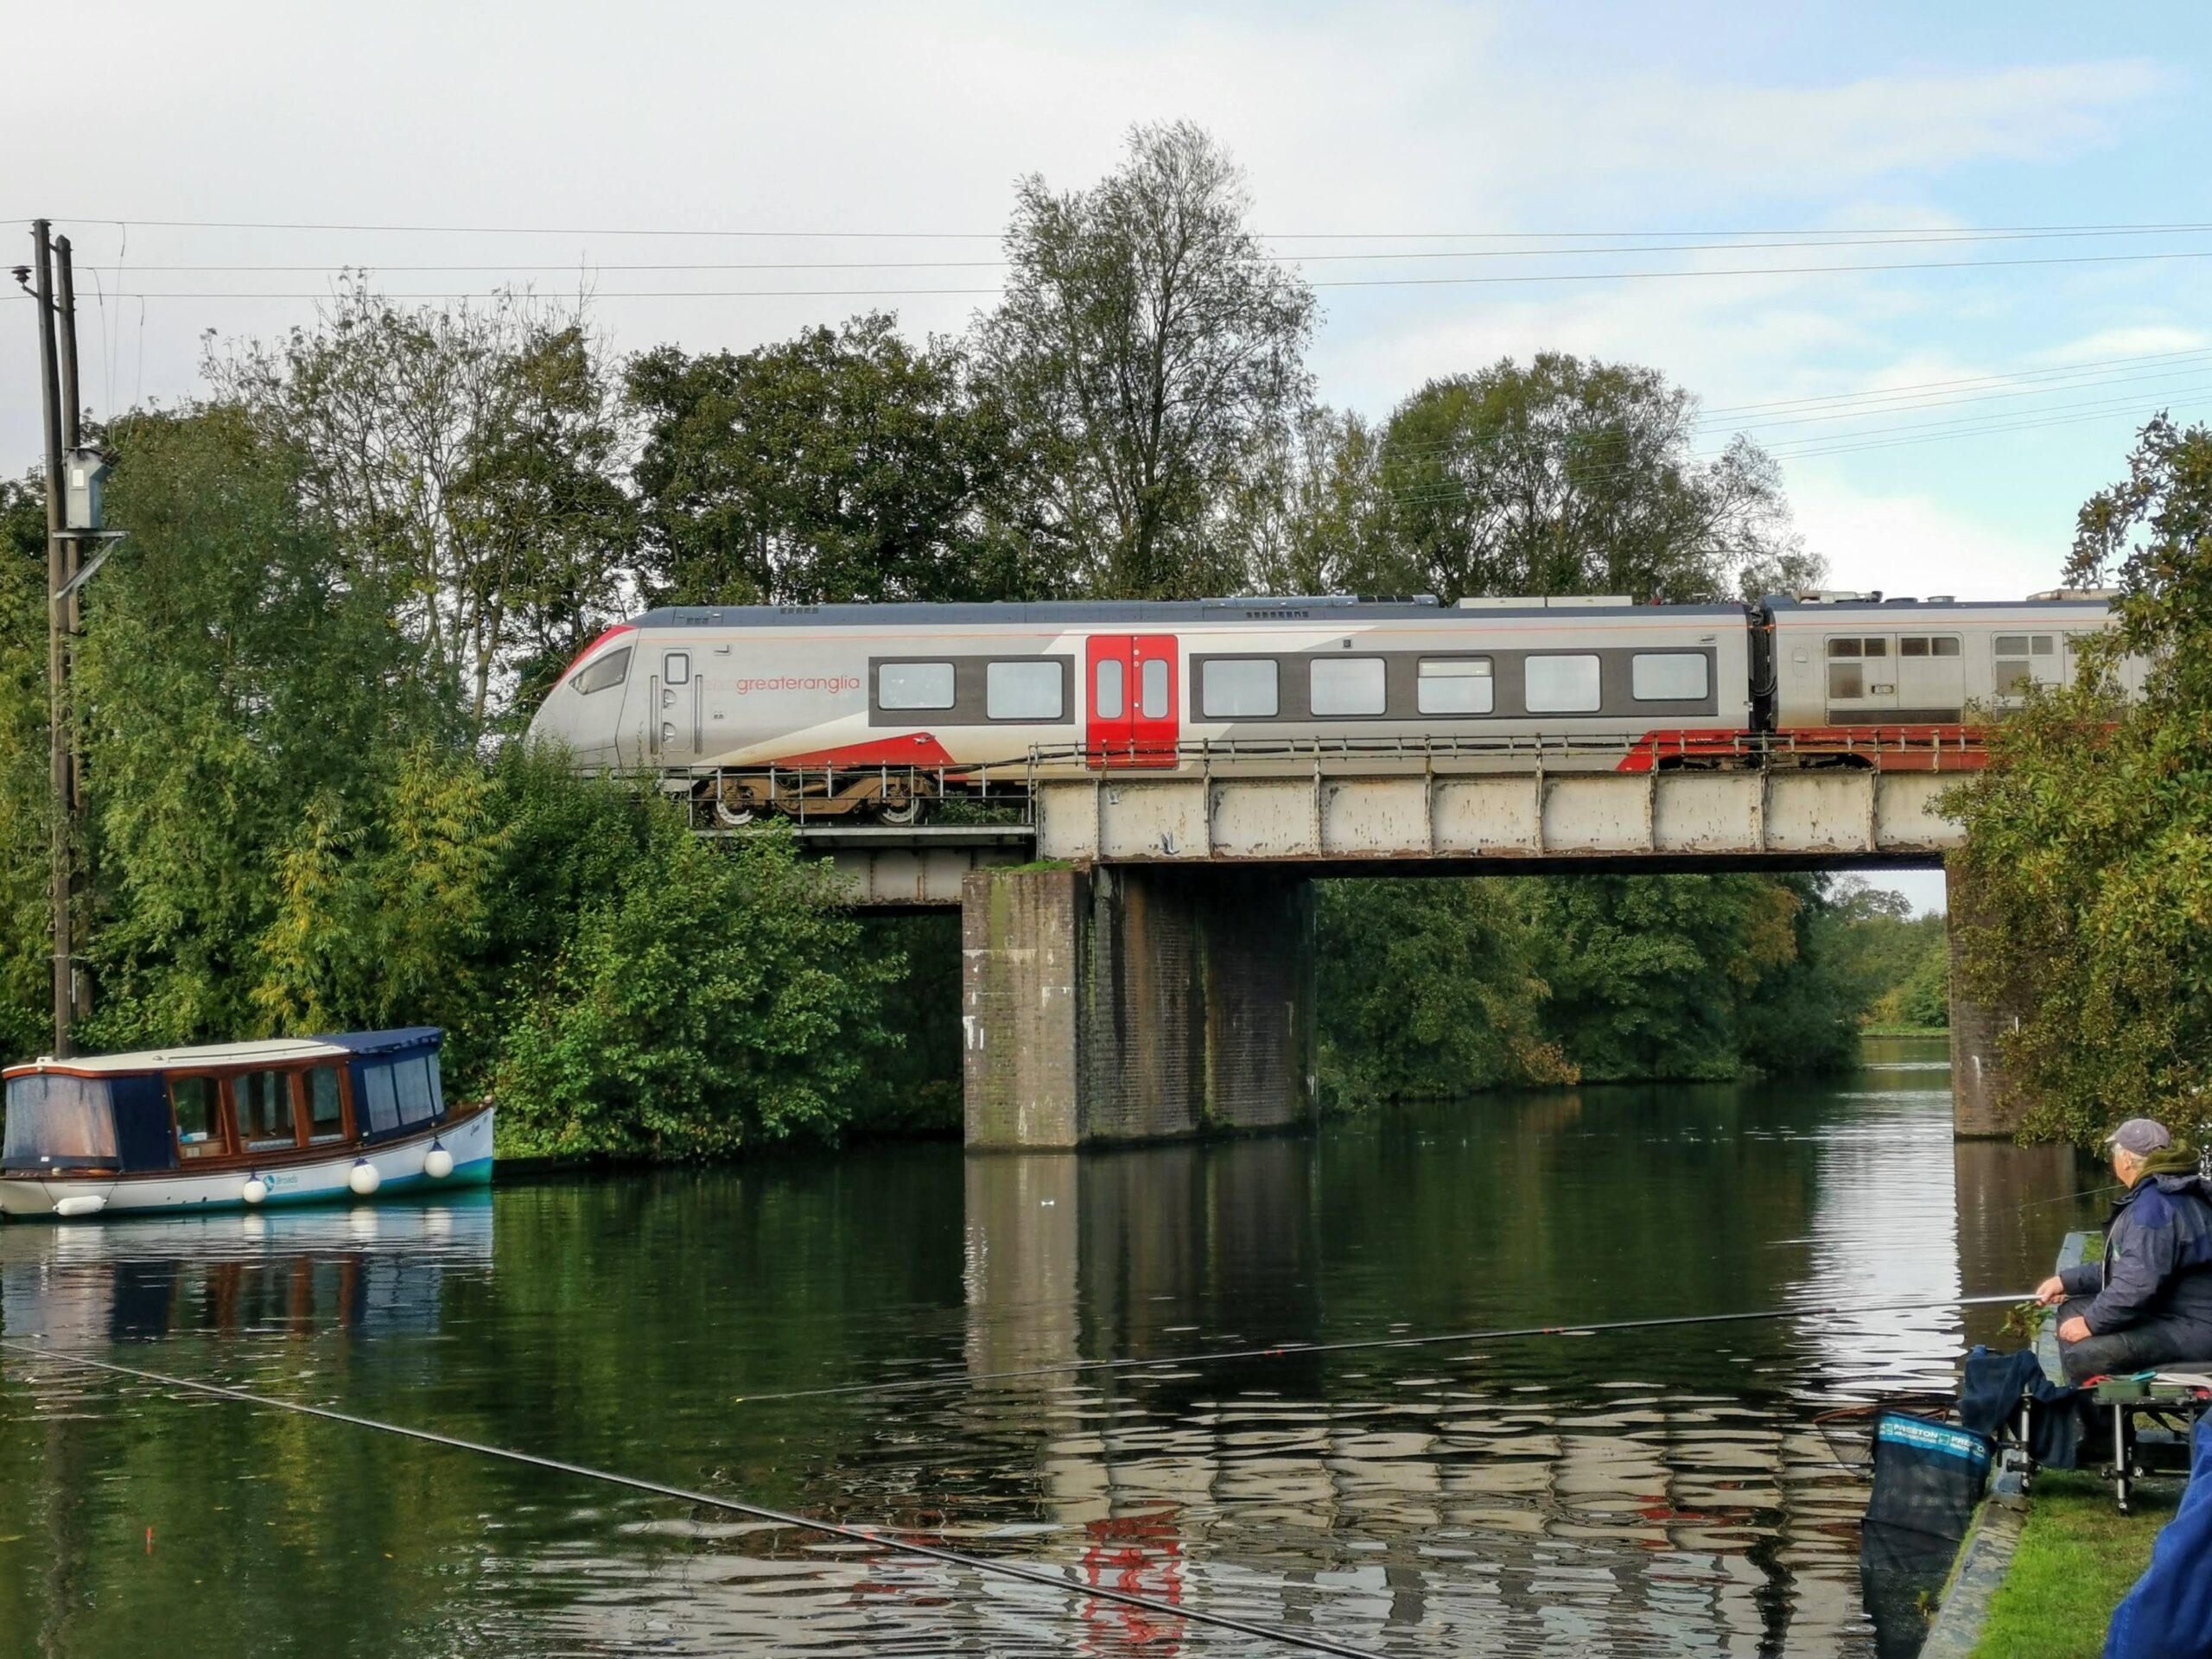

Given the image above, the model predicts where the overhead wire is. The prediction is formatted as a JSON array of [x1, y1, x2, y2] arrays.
[[0, 1336, 1386, 1659]]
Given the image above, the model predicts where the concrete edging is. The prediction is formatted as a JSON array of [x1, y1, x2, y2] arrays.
[[1916, 1467, 2030, 1659]]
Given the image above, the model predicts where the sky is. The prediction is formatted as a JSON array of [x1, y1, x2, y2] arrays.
[[11, 0, 2211, 912]]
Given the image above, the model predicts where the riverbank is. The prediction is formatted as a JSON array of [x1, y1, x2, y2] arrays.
[[1967, 1472, 2175, 1657]]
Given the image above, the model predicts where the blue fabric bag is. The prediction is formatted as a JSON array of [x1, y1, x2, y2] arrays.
[[2105, 1414, 2212, 1658]]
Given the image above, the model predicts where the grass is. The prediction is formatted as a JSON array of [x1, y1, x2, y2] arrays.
[[1968, 1472, 2177, 1657]]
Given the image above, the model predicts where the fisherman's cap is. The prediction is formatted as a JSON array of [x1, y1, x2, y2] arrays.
[[2107, 1118, 2175, 1155]]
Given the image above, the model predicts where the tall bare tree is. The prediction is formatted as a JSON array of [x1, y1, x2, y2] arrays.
[[974, 122, 1316, 599]]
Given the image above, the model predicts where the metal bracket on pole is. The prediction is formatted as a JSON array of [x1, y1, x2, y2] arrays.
[[51, 533, 123, 605]]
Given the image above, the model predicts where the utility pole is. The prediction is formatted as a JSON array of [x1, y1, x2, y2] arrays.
[[55, 236, 83, 649], [31, 219, 72, 1058]]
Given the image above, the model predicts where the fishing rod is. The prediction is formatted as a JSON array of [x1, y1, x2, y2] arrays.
[[0, 1336, 1383, 1659], [728, 1291, 2038, 1408]]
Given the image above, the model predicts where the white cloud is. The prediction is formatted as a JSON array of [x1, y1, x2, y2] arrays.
[[1784, 467, 2065, 601]]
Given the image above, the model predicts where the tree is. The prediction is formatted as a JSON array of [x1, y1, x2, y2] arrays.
[[0, 479, 51, 1060], [974, 121, 1317, 599], [1228, 405, 1400, 596], [1375, 353, 1819, 604], [214, 280, 634, 734], [1945, 416, 2212, 1142], [627, 315, 1026, 607]]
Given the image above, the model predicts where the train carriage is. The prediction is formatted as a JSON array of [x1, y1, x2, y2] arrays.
[[526, 591, 2133, 823]]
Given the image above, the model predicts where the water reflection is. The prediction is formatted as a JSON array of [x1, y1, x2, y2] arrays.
[[0, 1042, 2104, 1657]]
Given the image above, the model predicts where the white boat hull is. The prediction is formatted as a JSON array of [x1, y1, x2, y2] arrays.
[[0, 1108, 493, 1220]]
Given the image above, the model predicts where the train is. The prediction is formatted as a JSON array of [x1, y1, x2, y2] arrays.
[[524, 590, 2136, 823]]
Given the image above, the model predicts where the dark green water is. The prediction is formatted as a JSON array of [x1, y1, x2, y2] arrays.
[[0, 1038, 2101, 1656]]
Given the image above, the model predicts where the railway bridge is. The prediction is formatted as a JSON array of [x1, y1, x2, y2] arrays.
[[701, 732, 2009, 1149]]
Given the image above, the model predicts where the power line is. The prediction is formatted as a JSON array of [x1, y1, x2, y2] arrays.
[[0, 1337, 1382, 1659], [68, 226, 2212, 276], [35, 214, 2212, 240], [83, 243, 2212, 303]]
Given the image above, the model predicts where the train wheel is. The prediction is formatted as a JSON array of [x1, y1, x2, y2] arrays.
[[876, 795, 929, 827], [715, 798, 758, 828]]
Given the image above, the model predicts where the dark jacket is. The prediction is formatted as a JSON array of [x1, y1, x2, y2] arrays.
[[2059, 1165, 2212, 1339]]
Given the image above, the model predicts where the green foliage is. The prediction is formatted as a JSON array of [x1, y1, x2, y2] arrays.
[[1317, 871, 1871, 1108], [1316, 879, 1573, 1106], [1373, 354, 1820, 604], [1813, 879, 1948, 1030], [0, 478, 49, 1061], [1945, 416, 2212, 1142], [976, 120, 1318, 599], [494, 819, 893, 1160], [628, 315, 1027, 607]]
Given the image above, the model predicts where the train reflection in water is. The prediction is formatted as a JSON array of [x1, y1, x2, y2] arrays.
[[0, 1197, 493, 1349]]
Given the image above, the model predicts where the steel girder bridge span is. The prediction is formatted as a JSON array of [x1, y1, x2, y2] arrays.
[[696, 731, 1997, 1147]]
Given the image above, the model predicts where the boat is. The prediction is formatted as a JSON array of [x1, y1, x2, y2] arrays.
[[0, 1027, 492, 1220]]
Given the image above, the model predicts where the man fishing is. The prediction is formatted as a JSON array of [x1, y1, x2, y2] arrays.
[[2035, 1118, 2212, 1385]]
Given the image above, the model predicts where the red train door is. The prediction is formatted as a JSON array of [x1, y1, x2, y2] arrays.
[[1084, 634, 1179, 766]]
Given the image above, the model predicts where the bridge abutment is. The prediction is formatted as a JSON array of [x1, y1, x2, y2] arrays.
[[1947, 857, 2025, 1139], [962, 865, 1317, 1149]]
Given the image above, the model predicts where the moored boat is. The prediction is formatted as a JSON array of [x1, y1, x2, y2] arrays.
[[0, 1028, 491, 1220]]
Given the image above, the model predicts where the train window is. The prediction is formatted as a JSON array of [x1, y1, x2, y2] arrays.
[[1630, 652, 1708, 701], [1829, 662, 1864, 698], [1416, 658, 1493, 715], [1309, 657, 1387, 716], [1827, 639, 1859, 658], [1994, 635, 2028, 656], [1095, 658, 1125, 720], [1899, 638, 1929, 657], [1862, 638, 1888, 658], [2031, 635, 2055, 656], [986, 661, 1064, 721], [1524, 654, 1602, 714], [878, 662, 956, 710], [572, 647, 631, 696], [1933, 637, 1961, 657], [663, 652, 691, 686], [1141, 658, 1170, 720], [1201, 658, 1279, 719]]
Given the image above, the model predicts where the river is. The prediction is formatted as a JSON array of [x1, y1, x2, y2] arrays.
[[0, 1037, 2104, 1656]]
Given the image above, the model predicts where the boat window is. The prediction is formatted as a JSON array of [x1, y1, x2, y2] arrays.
[[1309, 657, 1387, 717], [362, 1065, 401, 1136], [1200, 658, 1278, 719], [170, 1076, 227, 1159], [1630, 652, 1709, 702], [1140, 658, 1170, 720], [1524, 653, 1603, 714], [985, 660, 1064, 721], [1416, 658, 1493, 715], [572, 647, 631, 696], [3, 1072, 118, 1167], [305, 1065, 346, 1143], [393, 1057, 437, 1127], [877, 661, 956, 710], [234, 1070, 299, 1152], [1094, 658, 1125, 720]]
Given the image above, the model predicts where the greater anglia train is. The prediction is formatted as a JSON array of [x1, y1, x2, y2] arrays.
[[524, 590, 2136, 825]]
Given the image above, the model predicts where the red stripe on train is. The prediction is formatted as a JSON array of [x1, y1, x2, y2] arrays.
[[768, 733, 959, 768], [1614, 727, 1989, 772]]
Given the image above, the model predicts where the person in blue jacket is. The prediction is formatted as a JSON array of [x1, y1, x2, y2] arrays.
[[2034, 1117, 2212, 1384]]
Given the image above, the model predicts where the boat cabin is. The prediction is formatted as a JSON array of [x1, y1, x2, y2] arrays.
[[2, 1029, 454, 1178]]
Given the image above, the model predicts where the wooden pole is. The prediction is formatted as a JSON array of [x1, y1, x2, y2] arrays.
[[31, 219, 72, 1057]]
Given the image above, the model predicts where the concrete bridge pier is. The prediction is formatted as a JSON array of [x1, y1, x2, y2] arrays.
[[1947, 857, 2025, 1139], [961, 864, 1317, 1148]]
